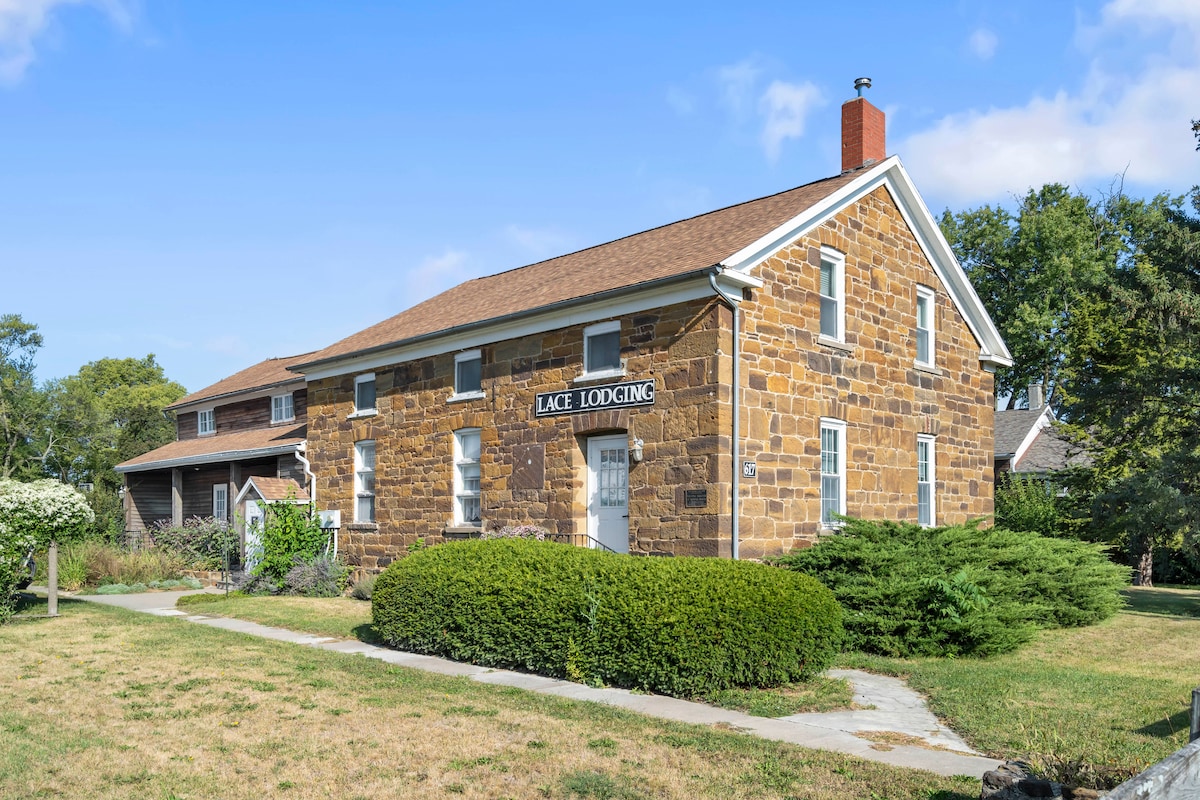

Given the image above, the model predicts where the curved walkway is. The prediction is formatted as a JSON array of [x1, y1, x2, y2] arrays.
[[69, 589, 1001, 779]]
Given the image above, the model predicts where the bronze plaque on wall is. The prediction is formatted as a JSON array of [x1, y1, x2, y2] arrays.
[[684, 489, 708, 508]]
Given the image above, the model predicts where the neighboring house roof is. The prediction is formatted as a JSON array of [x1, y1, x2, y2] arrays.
[[293, 157, 1011, 379], [168, 352, 317, 411], [994, 407, 1088, 473], [995, 408, 1049, 459], [114, 424, 306, 473], [233, 476, 309, 506]]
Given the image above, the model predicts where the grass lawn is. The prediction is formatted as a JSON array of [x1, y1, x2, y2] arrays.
[[839, 586, 1200, 786], [178, 586, 1200, 788], [0, 595, 976, 800]]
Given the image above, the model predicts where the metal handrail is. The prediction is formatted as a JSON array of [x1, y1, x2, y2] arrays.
[[546, 532, 619, 554]]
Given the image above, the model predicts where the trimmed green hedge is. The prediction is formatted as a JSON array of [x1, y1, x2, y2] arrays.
[[372, 539, 843, 697], [775, 519, 1129, 658]]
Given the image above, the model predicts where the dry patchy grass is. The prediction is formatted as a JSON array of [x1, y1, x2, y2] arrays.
[[0, 598, 973, 800]]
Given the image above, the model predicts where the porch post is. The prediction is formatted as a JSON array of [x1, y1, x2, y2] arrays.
[[171, 468, 183, 526]]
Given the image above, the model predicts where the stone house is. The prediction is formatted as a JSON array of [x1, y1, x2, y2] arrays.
[[115, 353, 315, 557], [289, 87, 1011, 572]]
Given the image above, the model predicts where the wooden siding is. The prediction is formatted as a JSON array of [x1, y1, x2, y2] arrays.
[[127, 471, 172, 531], [177, 388, 306, 441]]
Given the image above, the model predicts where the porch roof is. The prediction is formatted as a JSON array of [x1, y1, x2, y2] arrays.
[[114, 424, 306, 473]]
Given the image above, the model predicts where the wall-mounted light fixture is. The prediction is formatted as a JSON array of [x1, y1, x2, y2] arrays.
[[629, 438, 644, 463]]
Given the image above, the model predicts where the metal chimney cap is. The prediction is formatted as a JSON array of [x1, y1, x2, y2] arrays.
[[854, 77, 872, 97]]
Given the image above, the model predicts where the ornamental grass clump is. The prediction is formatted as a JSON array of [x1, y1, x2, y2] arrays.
[[774, 519, 1129, 658], [372, 538, 843, 697]]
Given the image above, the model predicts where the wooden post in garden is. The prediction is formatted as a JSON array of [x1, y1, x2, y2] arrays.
[[1191, 689, 1200, 743], [47, 540, 58, 617]]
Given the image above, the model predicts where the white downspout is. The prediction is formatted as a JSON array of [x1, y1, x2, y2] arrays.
[[295, 442, 333, 558], [709, 270, 741, 561]]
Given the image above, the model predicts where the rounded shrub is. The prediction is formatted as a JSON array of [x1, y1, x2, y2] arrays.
[[775, 519, 1130, 658], [372, 539, 843, 697]]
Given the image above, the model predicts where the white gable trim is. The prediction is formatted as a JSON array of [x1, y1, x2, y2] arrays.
[[233, 476, 308, 507], [1011, 407, 1056, 470], [719, 156, 1012, 370]]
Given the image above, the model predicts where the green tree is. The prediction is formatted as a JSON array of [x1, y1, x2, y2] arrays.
[[0, 315, 48, 480], [43, 355, 185, 538], [1057, 189, 1200, 585], [941, 185, 1120, 409]]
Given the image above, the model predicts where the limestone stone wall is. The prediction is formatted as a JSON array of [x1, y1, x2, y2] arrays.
[[735, 183, 996, 558], [306, 298, 729, 572]]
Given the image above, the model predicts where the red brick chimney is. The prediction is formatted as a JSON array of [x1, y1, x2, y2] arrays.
[[841, 77, 886, 173]]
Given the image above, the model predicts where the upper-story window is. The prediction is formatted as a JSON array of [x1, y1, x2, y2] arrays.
[[198, 409, 215, 436], [452, 350, 484, 400], [271, 393, 295, 424], [916, 286, 935, 367], [583, 320, 622, 378], [819, 248, 846, 342], [454, 428, 482, 526], [355, 440, 376, 523], [354, 373, 376, 415]]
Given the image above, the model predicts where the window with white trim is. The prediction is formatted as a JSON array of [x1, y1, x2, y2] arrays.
[[354, 373, 376, 414], [197, 409, 215, 436], [354, 440, 376, 523], [917, 435, 935, 527], [271, 393, 295, 423], [820, 418, 847, 527], [453, 428, 481, 526], [213, 484, 228, 522], [583, 320, 622, 377], [453, 350, 483, 398], [819, 248, 845, 342], [916, 286, 935, 367]]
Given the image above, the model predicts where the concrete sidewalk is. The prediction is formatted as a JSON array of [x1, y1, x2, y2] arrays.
[[62, 588, 1002, 779]]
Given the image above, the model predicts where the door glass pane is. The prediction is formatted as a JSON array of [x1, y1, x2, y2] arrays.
[[599, 447, 627, 507]]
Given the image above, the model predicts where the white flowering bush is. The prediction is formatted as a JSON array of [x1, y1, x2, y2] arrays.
[[0, 479, 94, 623]]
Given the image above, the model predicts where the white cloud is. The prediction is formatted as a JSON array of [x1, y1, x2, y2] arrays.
[[715, 58, 824, 161], [0, 0, 134, 84], [759, 80, 823, 162], [968, 28, 998, 60], [901, 0, 1200, 204], [716, 59, 761, 120]]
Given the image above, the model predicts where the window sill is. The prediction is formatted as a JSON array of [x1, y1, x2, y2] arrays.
[[198, 431, 216, 437], [574, 367, 627, 386], [443, 524, 483, 538], [270, 417, 297, 426], [913, 362, 941, 376], [447, 391, 485, 404], [817, 336, 854, 354], [347, 409, 378, 419], [346, 522, 378, 531]]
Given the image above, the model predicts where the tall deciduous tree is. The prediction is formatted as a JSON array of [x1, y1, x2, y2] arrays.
[[0, 315, 47, 480], [940, 185, 1120, 409]]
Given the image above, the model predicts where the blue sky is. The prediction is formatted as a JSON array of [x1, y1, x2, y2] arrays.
[[3, 0, 1198, 392]]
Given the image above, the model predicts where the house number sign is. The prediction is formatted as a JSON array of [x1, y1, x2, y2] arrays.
[[534, 379, 656, 417]]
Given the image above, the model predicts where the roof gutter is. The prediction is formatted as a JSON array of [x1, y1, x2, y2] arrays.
[[114, 442, 303, 474], [289, 268, 719, 376]]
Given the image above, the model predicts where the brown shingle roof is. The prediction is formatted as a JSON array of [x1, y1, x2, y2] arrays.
[[243, 477, 310, 502], [114, 424, 306, 472], [296, 171, 863, 369], [168, 352, 317, 410]]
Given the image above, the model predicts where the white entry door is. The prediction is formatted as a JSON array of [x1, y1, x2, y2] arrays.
[[244, 500, 264, 571], [587, 435, 630, 553]]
